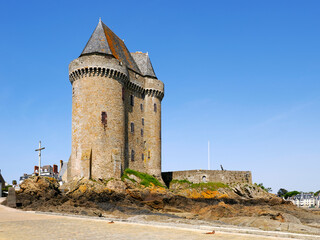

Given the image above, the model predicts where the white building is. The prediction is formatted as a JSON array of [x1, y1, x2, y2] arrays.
[[289, 193, 320, 208]]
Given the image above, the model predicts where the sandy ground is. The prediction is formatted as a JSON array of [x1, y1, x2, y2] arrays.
[[0, 198, 291, 240], [1, 198, 320, 240]]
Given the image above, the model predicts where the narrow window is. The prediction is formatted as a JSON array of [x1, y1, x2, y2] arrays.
[[148, 150, 151, 159], [130, 95, 134, 106], [131, 150, 135, 161], [154, 103, 157, 112], [122, 87, 125, 101], [142, 118, 144, 126], [142, 153, 144, 161], [130, 122, 134, 133], [101, 111, 107, 125], [141, 129, 144, 137], [140, 103, 143, 111]]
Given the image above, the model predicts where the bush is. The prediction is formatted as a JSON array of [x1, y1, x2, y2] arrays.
[[190, 182, 229, 191], [170, 179, 229, 191]]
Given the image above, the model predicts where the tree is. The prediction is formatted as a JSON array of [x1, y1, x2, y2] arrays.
[[256, 183, 272, 193], [314, 190, 320, 196], [277, 188, 288, 197], [12, 180, 17, 185], [284, 191, 300, 199]]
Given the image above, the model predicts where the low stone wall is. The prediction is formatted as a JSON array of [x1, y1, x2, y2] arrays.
[[161, 170, 252, 187]]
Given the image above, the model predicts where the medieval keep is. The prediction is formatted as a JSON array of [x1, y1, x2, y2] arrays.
[[67, 19, 164, 181], [65, 19, 252, 186]]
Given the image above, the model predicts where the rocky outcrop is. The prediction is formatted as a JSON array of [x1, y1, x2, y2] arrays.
[[8, 176, 320, 235]]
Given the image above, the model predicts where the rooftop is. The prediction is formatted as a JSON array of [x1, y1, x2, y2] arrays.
[[81, 19, 141, 74]]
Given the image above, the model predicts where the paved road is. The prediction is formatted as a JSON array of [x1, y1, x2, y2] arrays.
[[0, 200, 305, 240]]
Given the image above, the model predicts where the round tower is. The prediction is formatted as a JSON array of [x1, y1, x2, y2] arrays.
[[69, 54, 128, 180], [67, 19, 142, 180], [144, 77, 164, 179]]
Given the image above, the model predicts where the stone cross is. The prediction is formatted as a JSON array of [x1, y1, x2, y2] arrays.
[[35, 141, 45, 176]]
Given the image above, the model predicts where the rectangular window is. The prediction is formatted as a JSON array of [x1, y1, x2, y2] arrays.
[[154, 103, 157, 112], [130, 95, 134, 106], [142, 153, 144, 160], [142, 118, 144, 126], [101, 111, 107, 125], [131, 150, 135, 161], [141, 129, 143, 137], [148, 150, 151, 159], [140, 103, 143, 111], [130, 122, 134, 133]]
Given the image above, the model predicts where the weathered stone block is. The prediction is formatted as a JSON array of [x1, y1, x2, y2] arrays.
[[7, 187, 16, 208]]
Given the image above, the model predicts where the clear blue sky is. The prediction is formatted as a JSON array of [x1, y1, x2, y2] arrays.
[[1, 0, 319, 193]]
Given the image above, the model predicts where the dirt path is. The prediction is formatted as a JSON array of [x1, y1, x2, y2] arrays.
[[0, 198, 316, 240]]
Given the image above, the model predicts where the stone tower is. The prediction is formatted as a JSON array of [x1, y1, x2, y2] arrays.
[[67, 19, 164, 181]]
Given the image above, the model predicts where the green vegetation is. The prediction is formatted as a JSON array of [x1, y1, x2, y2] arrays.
[[2, 185, 12, 192], [122, 168, 164, 188], [314, 190, 320, 196], [277, 188, 288, 197], [255, 183, 272, 193], [170, 179, 229, 191], [170, 179, 192, 185], [190, 182, 229, 191], [284, 191, 300, 199]]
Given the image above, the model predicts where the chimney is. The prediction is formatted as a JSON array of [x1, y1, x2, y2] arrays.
[[53, 164, 58, 174], [60, 160, 63, 170]]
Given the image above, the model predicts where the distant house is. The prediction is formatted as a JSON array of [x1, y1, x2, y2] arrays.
[[0, 170, 5, 197], [288, 193, 320, 208], [19, 164, 59, 184]]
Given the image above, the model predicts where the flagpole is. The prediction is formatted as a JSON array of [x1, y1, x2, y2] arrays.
[[208, 141, 210, 170]]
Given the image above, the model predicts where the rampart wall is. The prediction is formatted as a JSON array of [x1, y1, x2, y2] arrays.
[[162, 170, 252, 187]]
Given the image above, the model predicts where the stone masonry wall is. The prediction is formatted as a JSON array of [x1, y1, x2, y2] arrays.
[[126, 71, 163, 179], [68, 54, 164, 181], [69, 55, 127, 180], [126, 75, 146, 173], [162, 170, 252, 187]]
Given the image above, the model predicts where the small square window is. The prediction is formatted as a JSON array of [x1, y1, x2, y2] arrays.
[[130, 122, 134, 133]]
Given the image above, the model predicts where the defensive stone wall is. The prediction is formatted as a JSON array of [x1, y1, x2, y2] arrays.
[[162, 170, 252, 187]]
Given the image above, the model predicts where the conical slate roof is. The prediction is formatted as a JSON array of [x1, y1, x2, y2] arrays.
[[131, 52, 157, 78], [81, 19, 141, 74]]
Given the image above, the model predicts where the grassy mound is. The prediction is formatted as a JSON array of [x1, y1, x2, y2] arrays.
[[122, 168, 164, 188]]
